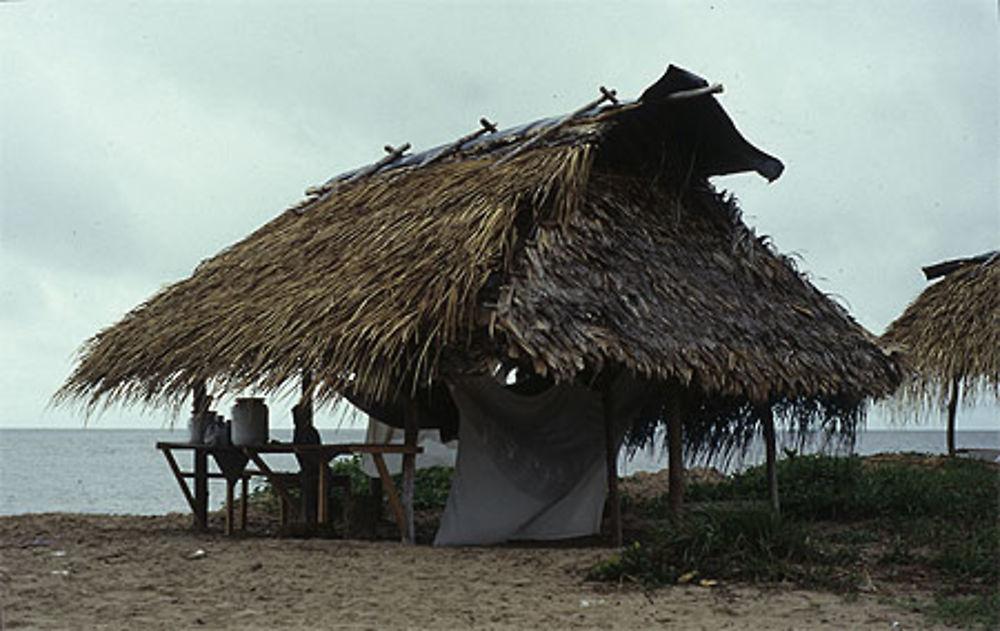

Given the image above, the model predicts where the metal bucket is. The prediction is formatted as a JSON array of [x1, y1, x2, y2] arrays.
[[231, 398, 269, 446]]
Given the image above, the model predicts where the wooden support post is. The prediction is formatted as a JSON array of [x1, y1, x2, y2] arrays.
[[946, 376, 960, 457], [667, 389, 685, 515], [301, 369, 314, 417], [759, 403, 780, 515], [192, 381, 209, 415], [602, 377, 622, 547], [318, 460, 329, 525], [402, 398, 419, 544], [191, 381, 210, 531], [240, 475, 249, 531], [225, 479, 235, 536], [193, 448, 209, 531]]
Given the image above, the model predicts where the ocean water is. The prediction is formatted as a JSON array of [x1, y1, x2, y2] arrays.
[[0, 428, 996, 516]]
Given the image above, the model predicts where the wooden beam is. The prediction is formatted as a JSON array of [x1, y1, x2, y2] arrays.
[[602, 377, 622, 547], [402, 398, 419, 544], [758, 403, 780, 515]]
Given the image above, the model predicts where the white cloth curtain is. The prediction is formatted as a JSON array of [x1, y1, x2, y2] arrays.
[[434, 374, 651, 546]]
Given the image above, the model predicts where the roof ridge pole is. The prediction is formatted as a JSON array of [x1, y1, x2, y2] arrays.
[[492, 86, 618, 168], [419, 117, 499, 168], [299, 142, 412, 210], [601, 371, 622, 547], [657, 83, 724, 103]]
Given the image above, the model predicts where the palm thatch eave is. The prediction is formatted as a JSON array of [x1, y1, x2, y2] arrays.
[[54, 144, 598, 413], [882, 252, 1000, 410]]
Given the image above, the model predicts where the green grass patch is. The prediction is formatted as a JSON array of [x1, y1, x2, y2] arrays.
[[686, 454, 997, 523], [588, 505, 848, 588], [596, 453, 999, 628], [923, 593, 1000, 630]]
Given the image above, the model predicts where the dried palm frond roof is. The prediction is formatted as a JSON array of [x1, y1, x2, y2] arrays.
[[882, 250, 1000, 407], [56, 65, 898, 414]]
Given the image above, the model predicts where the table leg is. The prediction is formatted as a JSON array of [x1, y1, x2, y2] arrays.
[[245, 451, 297, 520], [240, 475, 249, 531], [318, 461, 328, 525], [160, 448, 201, 521], [194, 449, 209, 531], [225, 479, 235, 536], [371, 453, 407, 540]]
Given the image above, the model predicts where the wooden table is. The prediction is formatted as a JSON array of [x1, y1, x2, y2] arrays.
[[156, 442, 422, 540]]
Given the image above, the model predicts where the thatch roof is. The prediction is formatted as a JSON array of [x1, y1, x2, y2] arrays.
[[882, 251, 1000, 407], [56, 65, 899, 415]]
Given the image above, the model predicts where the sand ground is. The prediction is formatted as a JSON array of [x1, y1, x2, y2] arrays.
[[0, 512, 952, 630]]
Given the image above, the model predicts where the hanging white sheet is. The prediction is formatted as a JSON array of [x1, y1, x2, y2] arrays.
[[434, 374, 650, 546]]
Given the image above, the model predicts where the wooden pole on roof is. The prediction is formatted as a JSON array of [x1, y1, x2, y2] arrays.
[[602, 374, 622, 547], [494, 86, 618, 167], [666, 384, 685, 515], [402, 398, 419, 544], [758, 402, 780, 515], [946, 376, 960, 456]]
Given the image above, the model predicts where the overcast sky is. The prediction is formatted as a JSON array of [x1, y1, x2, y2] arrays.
[[1, 1, 997, 431]]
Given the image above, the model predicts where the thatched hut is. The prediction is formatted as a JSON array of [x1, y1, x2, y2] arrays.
[[57, 65, 899, 543], [881, 251, 999, 455]]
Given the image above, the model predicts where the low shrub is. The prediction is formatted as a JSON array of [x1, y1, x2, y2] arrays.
[[589, 506, 827, 586], [249, 458, 454, 511], [687, 454, 998, 524]]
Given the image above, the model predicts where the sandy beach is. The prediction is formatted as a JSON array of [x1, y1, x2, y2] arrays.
[[1, 511, 952, 630]]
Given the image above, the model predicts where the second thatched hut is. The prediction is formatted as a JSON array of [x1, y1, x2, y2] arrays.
[[882, 251, 999, 455]]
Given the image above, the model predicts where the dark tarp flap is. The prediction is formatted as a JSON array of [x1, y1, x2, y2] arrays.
[[922, 250, 999, 281], [638, 65, 784, 182]]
